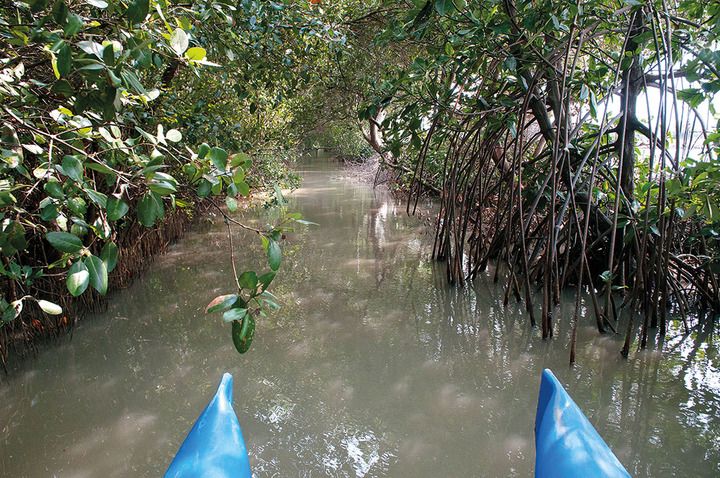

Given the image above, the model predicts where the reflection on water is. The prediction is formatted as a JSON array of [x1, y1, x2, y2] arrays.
[[0, 159, 718, 477]]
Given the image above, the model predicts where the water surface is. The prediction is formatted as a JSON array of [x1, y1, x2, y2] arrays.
[[1, 159, 718, 477]]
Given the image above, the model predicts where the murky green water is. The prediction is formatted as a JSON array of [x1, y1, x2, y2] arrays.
[[1, 159, 719, 477]]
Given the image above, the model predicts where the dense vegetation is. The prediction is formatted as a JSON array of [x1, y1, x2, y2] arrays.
[[356, 0, 720, 361], [1, 0, 719, 363], [0, 0, 355, 363]]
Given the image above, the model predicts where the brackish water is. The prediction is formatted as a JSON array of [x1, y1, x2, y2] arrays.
[[1, 160, 719, 477]]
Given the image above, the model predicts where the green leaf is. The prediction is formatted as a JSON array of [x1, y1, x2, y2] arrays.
[[107, 197, 129, 221], [205, 294, 238, 313], [259, 290, 280, 310], [67, 196, 87, 216], [52, 79, 74, 97], [137, 193, 164, 227], [504, 56, 517, 71], [599, 270, 614, 283], [232, 167, 245, 183], [2, 221, 26, 254], [235, 155, 252, 171], [37, 300, 62, 315], [40, 201, 59, 221], [589, 90, 598, 118], [258, 271, 276, 291], [236, 180, 250, 197], [579, 84, 589, 101], [64, 13, 84, 36], [267, 239, 281, 271], [137, 194, 156, 227], [77, 40, 104, 58], [52, 0, 69, 24], [30, 0, 49, 12], [237, 271, 258, 290], [127, 0, 149, 23], [84, 188, 107, 208], [226, 196, 238, 212], [185, 47, 206, 61], [196, 179, 212, 197], [2, 301, 20, 323], [148, 172, 178, 195], [66, 260, 90, 296], [166, 129, 182, 142], [84, 255, 108, 295], [70, 223, 87, 238], [223, 307, 248, 323], [208, 147, 228, 171], [551, 15, 569, 32], [434, 0, 455, 15], [170, 28, 189, 55], [100, 241, 119, 272], [231, 315, 255, 353], [44, 180, 64, 199], [86, 0, 108, 8], [677, 88, 705, 109], [57, 43, 73, 77], [85, 162, 115, 175], [135, 126, 157, 145], [120, 70, 147, 95], [230, 152, 251, 168], [46, 231, 83, 253], [197, 143, 210, 159], [62, 155, 83, 182]]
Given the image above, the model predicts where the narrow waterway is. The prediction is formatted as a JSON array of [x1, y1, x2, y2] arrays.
[[1, 159, 718, 477]]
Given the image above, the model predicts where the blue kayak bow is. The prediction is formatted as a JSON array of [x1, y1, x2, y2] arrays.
[[165, 373, 252, 478], [535, 369, 631, 478]]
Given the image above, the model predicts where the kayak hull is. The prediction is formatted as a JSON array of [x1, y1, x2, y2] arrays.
[[165, 373, 252, 478], [535, 369, 630, 478]]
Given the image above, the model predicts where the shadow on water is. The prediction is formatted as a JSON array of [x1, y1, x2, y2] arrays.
[[0, 157, 718, 477]]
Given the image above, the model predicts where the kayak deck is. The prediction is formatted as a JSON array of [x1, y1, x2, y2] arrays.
[[535, 369, 630, 478], [165, 373, 252, 478]]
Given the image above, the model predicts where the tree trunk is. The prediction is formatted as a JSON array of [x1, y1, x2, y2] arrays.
[[364, 109, 386, 156], [618, 11, 645, 202]]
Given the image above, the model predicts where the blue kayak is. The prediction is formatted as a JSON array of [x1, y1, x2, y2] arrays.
[[165, 373, 252, 478], [165, 369, 628, 477], [535, 369, 630, 478]]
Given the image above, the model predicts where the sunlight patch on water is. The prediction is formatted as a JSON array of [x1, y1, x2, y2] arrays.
[[341, 430, 394, 477], [256, 394, 296, 429]]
